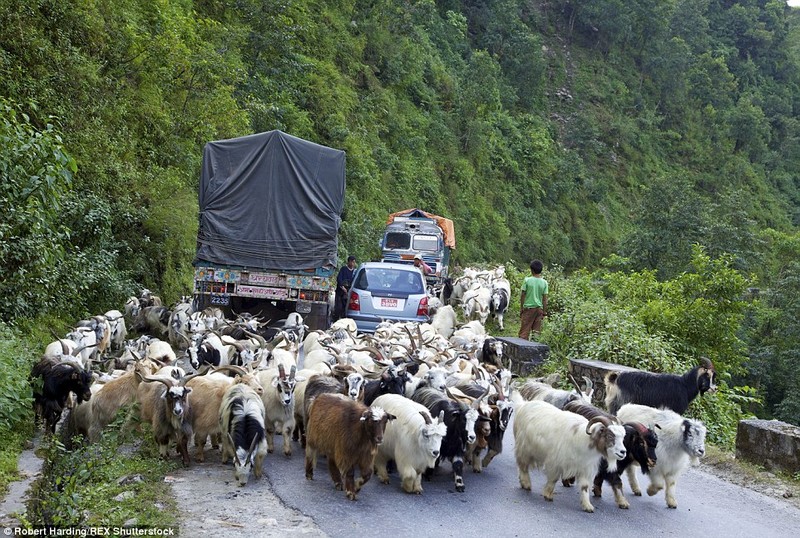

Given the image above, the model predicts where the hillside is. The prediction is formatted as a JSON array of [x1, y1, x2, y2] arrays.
[[2, 0, 799, 319], [2, 0, 800, 430]]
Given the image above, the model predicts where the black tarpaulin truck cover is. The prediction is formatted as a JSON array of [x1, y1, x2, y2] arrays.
[[195, 130, 346, 271]]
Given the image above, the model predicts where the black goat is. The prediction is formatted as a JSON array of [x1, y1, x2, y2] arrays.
[[605, 358, 716, 415], [363, 364, 409, 406], [30, 356, 94, 433]]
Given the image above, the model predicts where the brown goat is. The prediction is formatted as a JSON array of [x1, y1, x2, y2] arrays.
[[85, 359, 160, 441], [187, 367, 264, 462], [305, 393, 395, 500]]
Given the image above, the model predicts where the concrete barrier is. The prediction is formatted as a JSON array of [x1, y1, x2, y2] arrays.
[[736, 419, 800, 474], [497, 337, 549, 376], [567, 358, 639, 407]]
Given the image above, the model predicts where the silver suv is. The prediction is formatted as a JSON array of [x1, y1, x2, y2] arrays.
[[345, 262, 430, 333]]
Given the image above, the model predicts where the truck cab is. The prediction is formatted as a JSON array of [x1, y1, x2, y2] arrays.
[[380, 209, 454, 293]]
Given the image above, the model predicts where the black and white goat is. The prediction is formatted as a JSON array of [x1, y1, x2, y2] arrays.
[[220, 383, 268, 486], [490, 278, 510, 330], [411, 387, 480, 492], [605, 358, 716, 415]]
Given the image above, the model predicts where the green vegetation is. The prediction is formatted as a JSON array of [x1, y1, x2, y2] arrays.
[[1, 0, 799, 514], [26, 416, 179, 528]]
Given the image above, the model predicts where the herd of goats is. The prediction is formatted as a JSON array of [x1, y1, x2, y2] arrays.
[[29, 267, 718, 513]]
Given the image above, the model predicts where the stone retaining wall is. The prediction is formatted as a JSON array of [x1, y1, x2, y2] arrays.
[[736, 419, 800, 474], [567, 358, 639, 407], [497, 337, 549, 376]]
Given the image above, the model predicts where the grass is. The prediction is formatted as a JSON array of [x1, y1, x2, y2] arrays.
[[23, 409, 181, 529], [0, 429, 29, 496]]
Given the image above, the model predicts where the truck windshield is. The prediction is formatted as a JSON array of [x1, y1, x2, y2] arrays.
[[384, 232, 411, 249], [354, 268, 424, 294], [412, 234, 439, 252]]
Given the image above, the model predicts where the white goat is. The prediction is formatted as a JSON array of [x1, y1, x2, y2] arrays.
[[616, 403, 707, 508], [372, 394, 447, 494], [513, 400, 627, 512]]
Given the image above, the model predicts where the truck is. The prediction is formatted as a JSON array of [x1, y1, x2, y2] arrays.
[[192, 130, 346, 331], [379, 208, 455, 293]]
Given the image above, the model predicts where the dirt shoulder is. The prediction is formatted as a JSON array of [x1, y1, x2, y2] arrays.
[[699, 446, 800, 510], [169, 450, 325, 537]]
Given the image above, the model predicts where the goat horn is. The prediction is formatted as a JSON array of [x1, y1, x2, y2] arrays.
[[320, 342, 343, 359], [278, 363, 286, 379], [472, 385, 491, 409], [243, 330, 267, 349], [700, 357, 714, 370], [72, 342, 99, 356], [247, 434, 259, 459], [213, 365, 248, 377], [631, 421, 650, 436], [228, 433, 241, 466], [420, 411, 432, 425], [586, 416, 611, 434], [353, 345, 389, 364], [567, 373, 583, 393], [181, 364, 211, 385], [403, 326, 418, 351], [359, 365, 385, 379], [141, 375, 176, 388], [582, 376, 594, 392], [289, 365, 296, 380], [60, 358, 85, 371]]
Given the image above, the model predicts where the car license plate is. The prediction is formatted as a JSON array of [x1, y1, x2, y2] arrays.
[[376, 297, 405, 311]]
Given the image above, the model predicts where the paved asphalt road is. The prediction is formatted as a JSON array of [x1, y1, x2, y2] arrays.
[[262, 414, 800, 538]]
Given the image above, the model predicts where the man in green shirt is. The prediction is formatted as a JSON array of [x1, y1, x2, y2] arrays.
[[519, 259, 548, 340]]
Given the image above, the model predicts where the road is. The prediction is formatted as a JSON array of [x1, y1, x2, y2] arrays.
[[252, 414, 800, 538]]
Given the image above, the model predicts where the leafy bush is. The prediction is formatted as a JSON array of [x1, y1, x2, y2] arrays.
[[538, 248, 755, 446], [0, 322, 34, 434], [28, 414, 178, 528]]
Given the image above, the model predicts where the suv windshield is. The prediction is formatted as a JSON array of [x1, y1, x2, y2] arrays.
[[354, 267, 424, 294]]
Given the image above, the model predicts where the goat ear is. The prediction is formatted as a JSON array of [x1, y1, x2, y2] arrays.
[[184, 387, 192, 395], [655, 423, 662, 430], [272, 377, 280, 388], [387, 413, 397, 421]]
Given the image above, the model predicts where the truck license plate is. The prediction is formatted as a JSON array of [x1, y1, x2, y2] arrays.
[[209, 294, 230, 306]]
